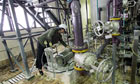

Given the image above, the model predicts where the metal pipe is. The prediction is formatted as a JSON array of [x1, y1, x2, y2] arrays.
[[113, 0, 117, 16], [86, 0, 88, 32], [107, 0, 113, 21], [67, 16, 71, 34], [98, 8, 102, 20], [96, 0, 99, 20], [8, 0, 31, 78], [112, 37, 117, 84], [71, 0, 84, 47], [96, 39, 109, 58]]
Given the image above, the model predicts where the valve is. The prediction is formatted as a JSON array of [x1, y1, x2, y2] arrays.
[[127, 0, 136, 7], [93, 20, 105, 37], [96, 58, 113, 82]]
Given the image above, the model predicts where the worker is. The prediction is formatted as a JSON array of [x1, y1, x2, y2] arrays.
[[36, 24, 68, 75]]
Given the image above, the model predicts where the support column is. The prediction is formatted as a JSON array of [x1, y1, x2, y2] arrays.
[[8, 0, 31, 78], [5, 6, 14, 31], [0, 0, 15, 72]]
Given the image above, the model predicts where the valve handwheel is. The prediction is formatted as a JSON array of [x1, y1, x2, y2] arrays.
[[94, 20, 105, 37]]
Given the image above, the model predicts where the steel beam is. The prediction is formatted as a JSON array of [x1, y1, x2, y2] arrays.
[[5, 6, 14, 31], [14, 38, 29, 66], [56, 0, 61, 22], [0, 0, 6, 34], [8, 0, 31, 78], [4, 43, 25, 73], [45, 9, 60, 26], [24, 10, 36, 58], [14, 0, 49, 30], [2, 31, 43, 39], [28, 6, 49, 30], [0, 0, 15, 71], [35, 0, 56, 7], [41, 3, 60, 26], [58, 0, 65, 9], [2, 33, 41, 40]]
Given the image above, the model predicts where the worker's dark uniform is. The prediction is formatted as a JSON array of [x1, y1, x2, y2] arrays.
[[36, 28, 67, 69]]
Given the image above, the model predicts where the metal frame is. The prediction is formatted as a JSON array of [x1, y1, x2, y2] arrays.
[[0, 0, 70, 79]]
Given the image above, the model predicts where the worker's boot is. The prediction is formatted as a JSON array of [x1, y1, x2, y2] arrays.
[[39, 70, 44, 75]]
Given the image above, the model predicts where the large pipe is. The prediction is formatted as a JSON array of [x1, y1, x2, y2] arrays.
[[113, 0, 117, 16], [71, 0, 84, 47]]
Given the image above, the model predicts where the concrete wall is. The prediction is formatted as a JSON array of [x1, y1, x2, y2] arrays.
[[90, 0, 109, 24], [80, 0, 91, 29]]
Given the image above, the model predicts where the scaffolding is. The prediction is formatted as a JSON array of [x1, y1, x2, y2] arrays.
[[0, 0, 70, 79]]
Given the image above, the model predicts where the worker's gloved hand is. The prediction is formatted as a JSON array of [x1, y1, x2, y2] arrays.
[[49, 42, 53, 47], [66, 46, 70, 48], [44, 41, 48, 45], [52, 44, 57, 48]]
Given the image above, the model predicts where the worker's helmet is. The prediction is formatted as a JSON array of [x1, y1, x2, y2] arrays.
[[59, 24, 67, 30]]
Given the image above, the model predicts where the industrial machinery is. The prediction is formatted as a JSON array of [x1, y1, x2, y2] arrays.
[[69, 0, 140, 84], [6, 0, 139, 83], [44, 47, 74, 73], [39, 0, 140, 83], [74, 53, 113, 82]]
